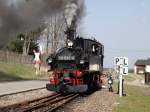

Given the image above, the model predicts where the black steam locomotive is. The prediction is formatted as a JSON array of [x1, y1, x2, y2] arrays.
[[46, 27, 104, 94]]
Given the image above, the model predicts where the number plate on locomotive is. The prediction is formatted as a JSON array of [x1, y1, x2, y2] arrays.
[[58, 56, 75, 60]]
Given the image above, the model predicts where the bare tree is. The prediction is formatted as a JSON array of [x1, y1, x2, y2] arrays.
[[22, 27, 44, 56], [44, 13, 67, 54]]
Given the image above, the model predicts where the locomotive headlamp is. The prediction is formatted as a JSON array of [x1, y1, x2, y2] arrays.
[[47, 58, 52, 64], [80, 60, 84, 64], [68, 40, 73, 47]]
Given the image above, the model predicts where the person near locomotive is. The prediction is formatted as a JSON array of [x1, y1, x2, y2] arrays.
[[32, 48, 42, 75]]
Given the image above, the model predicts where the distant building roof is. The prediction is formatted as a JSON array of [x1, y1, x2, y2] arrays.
[[145, 59, 150, 65], [135, 59, 150, 66], [135, 60, 146, 65]]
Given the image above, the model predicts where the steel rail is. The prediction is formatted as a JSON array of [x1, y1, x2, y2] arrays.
[[45, 94, 79, 112], [0, 93, 59, 111], [0, 93, 79, 112], [23, 94, 75, 112]]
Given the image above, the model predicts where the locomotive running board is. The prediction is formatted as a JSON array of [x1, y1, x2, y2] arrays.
[[46, 84, 88, 93]]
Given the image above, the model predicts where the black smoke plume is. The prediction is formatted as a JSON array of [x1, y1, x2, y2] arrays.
[[0, 0, 85, 47]]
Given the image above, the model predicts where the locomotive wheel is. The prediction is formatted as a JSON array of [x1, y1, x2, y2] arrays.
[[59, 83, 69, 95], [89, 81, 100, 91], [88, 81, 94, 91], [86, 75, 101, 94]]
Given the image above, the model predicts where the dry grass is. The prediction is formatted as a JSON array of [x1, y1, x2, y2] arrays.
[[113, 84, 150, 112], [0, 63, 49, 82]]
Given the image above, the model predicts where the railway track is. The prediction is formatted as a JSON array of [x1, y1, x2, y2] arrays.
[[0, 87, 46, 98], [0, 93, 79, 112]]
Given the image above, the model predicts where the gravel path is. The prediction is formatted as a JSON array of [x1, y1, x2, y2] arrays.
[[0, 88, 52, 107], [56, 89, 118, 112], [0, 80, 49, 96]]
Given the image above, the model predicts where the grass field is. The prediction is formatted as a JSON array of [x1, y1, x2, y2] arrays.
[[124, 73, 136, 82], [0, 63, 37, 82], [113, 84, 150, 112]]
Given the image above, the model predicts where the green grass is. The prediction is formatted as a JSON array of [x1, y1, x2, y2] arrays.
[[113, 84, 150, 112], [124, 73, 136, 82], [0, 62, 37, 82]]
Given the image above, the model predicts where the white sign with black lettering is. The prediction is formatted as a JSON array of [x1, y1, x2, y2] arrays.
[[115, 57, 128, 66], [115, 57, 128, 75], [115, 57, 128, 97]]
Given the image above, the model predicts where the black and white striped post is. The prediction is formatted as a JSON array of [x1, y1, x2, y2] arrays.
[[115, 57, 128, 97]]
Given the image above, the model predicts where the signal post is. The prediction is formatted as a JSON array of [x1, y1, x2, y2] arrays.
[[115, 57, 128, 97]]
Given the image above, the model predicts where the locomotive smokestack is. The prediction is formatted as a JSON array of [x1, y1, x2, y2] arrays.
[[64, 0, 85, 41], [65, 19, 76, 41]]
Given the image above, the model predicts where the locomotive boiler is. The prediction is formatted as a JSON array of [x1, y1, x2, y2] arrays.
[[46, 26, 104, 94]]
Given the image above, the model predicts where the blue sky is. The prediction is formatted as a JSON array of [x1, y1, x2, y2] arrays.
[[83, 0, 150, 68]]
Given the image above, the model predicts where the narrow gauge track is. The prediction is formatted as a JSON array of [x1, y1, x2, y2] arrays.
[[0, 93, 79, 112]]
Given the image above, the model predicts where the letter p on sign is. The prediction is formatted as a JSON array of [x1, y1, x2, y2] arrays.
[[115, 57, 128, 66], [115, 57, 128, 75], [115, 57, 120, 65]]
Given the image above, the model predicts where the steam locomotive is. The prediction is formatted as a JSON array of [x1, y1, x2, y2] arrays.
[[46, 27, 104, 94]]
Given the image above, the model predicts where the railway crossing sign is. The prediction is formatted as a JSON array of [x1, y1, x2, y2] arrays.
[[115, 57, 128, 75]]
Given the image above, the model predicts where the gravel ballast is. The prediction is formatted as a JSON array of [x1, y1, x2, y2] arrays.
[[0, 88, 118, 112], [56, 89, 118, 112]]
